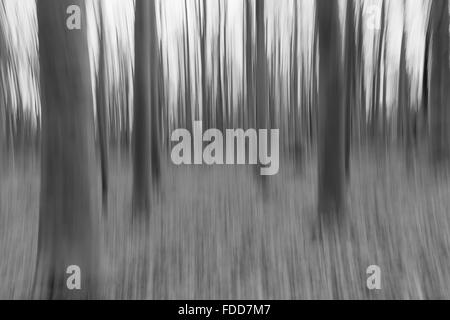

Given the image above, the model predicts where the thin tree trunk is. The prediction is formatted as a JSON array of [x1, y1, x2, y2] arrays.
[[344, 0, 355, 181], [183, 0, 193, 134], [216, 1, 224, 132], [291, 1, 301, 170], [223, 6, 229, 128], [151, 40, 161, 187], [381, 32, 388, 152], [96, 4, 109, 215], [421, 25, 430, 142], [0, 23, 5, 163], [200, 0, 209, 129], [370, 2, 385, 144], [0, 73, 5, 167], [245, 0, 254, 130], [255, 0, 267, 184]]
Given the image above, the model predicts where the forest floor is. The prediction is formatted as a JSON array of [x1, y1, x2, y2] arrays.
[[1, 149, 450, 299]]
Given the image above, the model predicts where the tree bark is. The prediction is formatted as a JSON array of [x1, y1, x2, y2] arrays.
[[133, 0, 159, 216], [430, 0, 450, 165], [34, 0, 99, 299], [317, 0, 345, 216]]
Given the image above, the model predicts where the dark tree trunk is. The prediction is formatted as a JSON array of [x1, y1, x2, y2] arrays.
[[133, 0, 159, 216], [344, 0, 355, 181], [200, 0, 209, 129], [255, 0, 267, 185], [430, 0, 450, 165], [255, 0, 267, 131], [381, 30, 388, 151], [216, 1, 224, 132], [223, 6, 229, 128], [96, 5, 109, 215], [370, 2, 385, 144], [421, 25, 430, 141], [0, 21, 5, 162], [291, 1, 301, 171], [34, 0, 99, 299], [245, 0, 254, 130], [316, 0, 345, 216], [398, 29, 412, 169], [0, 84, 4, 173], [356, 5, 366, 148], [151, 41, 161, 187], [183, 0, 193, 134]]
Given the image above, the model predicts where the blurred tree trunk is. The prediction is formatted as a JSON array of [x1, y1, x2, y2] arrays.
[[244, 0, 254, 162], [158, 40, 168, 153], [0, 21, 5, 163], [223, 6, 229, 128], [275, 36, 281, 131], [398, 29, 413, 170], [356, 4, 366, 148], [183, 0, 193, 134], [255, 0, 266, 130], [0, 70, 4, 166], [421, 25, 430, 142], [216, 1, 224, 131], [177, 57, 184, 129], [245, 0, 254, 130], [34, 0, 99, 299], [15, 74, 24, 155], [255, 0, 267, 184], [370, 2, 385, 145], [316, 0, 345, 216], [133, 0, 159, 216], [291, 1, 301, 171], [381, 30, 388, 152], [430, 0, 450, 165], [6, 90, 14, 157], [0, 87, 4, 172], [310, 30, 318, 149], [151, 41, 162, 187], [96, 5, 109, 215], [200, 0, 209, 129], [125, 70, 131, 150], [344, 0, 355, 180]]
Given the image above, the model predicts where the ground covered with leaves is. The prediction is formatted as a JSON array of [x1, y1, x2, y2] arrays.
[[1, 150, 450, 299]]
